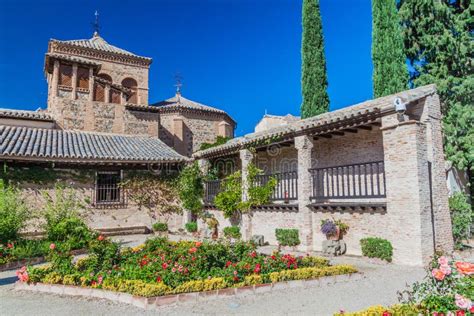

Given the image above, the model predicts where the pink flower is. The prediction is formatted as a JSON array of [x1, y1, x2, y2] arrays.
[[438, 256, 449, 267], [455, 310, 465, 316], [431, 268, 446, 281], [162, 263, 168, 269], [7, 243, 13, 249], [233, 270, 238, 276], [97, 235, 105, 241], [440, 264, 452, 275], [16, 266, 29, 282], [188, 247, 197, 254], [172, 267, 176, 273], [98, 275, 103, 285], [455, 294, 472, 310], [454, 294, 472, 309], [49, 243, 56, 250]]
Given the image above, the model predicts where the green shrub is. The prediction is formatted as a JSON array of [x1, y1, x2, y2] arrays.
[[223, 226, 241, 239], [42, 186, 93, 248], [177, 163, 203, 215], [275, 228, 300, 246], [185, 222, 198, 233], [360, 237, 393, 262], [449, 192, 473, 249], [152, 222, 168, 232], [0, 180, 28, 243]]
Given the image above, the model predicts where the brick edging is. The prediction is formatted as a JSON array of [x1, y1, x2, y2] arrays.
[[14, 272, 364, 310]]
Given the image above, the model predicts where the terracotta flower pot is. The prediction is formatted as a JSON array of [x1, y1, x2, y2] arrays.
[[327, 227, 341, 241]]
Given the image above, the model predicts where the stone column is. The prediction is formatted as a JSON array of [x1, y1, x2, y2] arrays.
[[52, 60, 60, 97], [71, 63, 78, 100], [294, 135, 314, 252], [382, 116, 434, 266], [105, 84, 111, 103], [198, 159, 210, 175], [240, 149, 253, 241], [421, 94, 454, 253], [88, 67, 94, 101]]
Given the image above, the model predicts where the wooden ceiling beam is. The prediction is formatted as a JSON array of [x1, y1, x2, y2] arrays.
[[357, 125, 372, 131]]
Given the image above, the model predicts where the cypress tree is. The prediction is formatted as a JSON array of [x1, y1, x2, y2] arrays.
[[399, 0, 473, 173], [301, 0, 329, 119], [371, 0, 409, 98]]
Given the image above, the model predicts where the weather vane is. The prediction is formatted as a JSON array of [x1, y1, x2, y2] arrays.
[[93, 10, 100, 36], [174, 73, 183, 94]]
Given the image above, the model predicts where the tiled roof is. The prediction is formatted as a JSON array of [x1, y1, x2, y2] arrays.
[[45, 53, 101, 67], [130, 94, 236, 124], [193, 85, 437, 158], [0, 126, 187, 164], [0, 109, 54, 122], [51, 33, 152, 61]]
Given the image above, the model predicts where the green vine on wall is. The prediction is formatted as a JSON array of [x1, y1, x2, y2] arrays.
[[177, 162, 204, 216], [1, 163, 95, 185], [214, 163, 277, 219]]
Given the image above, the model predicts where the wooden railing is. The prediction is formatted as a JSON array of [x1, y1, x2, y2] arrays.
[[254, 171, 298, 201], [309, 161, 386, 200], [204, 179, 222, 204]]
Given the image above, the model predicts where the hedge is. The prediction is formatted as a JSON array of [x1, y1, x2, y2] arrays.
[[275, 228, 300, 246], [360, 237, 393, 262]]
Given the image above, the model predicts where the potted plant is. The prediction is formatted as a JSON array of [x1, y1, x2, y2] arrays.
[[152, 222, 168, 237], [206, 217, 219, 240], [185, 222, 199, 237], [223, 226, 241, 243], [321, 219, 349, 240]]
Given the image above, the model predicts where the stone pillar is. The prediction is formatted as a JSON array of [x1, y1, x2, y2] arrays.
[[88, 67, 94, 101], [198, 159, 210, 175], [52, 60, 60, 97], [421, 94, 454, 253], [240, 149, 253, 241], [71, 63, 78, 100], [294, 135, 314, 252], [172, 116, 186, 156], [105, 84, 111, 103], [382, 117, 434, 266]]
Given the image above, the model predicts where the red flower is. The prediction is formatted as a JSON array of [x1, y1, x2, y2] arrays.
[[254, 263, 261, 274], [192, 257, 196, 261], [91, 281, 97, 286], [195, 241, 202, 247], [7, 243, 13, 249], [162, 263, 168, 269], [456, 310, 465, 316], [156, 276, 162, 283], [97, 235, 105, 241], [271, 255, 276, 260], [249, 251, 256, 258], [382, 311, 391, 316], [233, 276, 239, 281], [189, 247, 197, 254], [225, 261, 232, 267], [49, 243, 56, 250], [470, 306, 474, 313]]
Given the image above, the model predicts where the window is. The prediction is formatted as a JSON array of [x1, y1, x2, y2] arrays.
[[110, 87, 121, 104], [59, 64, 72, 87], [77, 67, 89, 89], [94, 171, 125, 207], [93, 82, 105, 102], [122, 78, 138, 104]]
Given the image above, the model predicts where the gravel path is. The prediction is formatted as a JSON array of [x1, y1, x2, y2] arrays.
[[0, 254, 425, 316]]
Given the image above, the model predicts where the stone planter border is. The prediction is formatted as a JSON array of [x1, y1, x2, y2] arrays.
[[14, 272, 364, 310]]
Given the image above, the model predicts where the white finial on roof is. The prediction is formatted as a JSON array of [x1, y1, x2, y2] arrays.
[[93, 10, 100, 37]]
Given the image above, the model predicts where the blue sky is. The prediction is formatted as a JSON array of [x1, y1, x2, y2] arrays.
[[0, 0, 373, 136]]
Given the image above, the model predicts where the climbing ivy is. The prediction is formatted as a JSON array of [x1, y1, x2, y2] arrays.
[[0, 164, 94, 185], [177, 162, 204, 215], [214, 163, 277, 219]]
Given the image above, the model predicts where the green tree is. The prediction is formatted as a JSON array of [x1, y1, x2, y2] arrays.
[[372, 0, 409, 97], [399, 0, 473, 172], [301, 0, 329, 118]]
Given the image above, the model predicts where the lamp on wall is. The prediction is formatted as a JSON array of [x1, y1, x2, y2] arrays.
[[393, 97, 407, 122]]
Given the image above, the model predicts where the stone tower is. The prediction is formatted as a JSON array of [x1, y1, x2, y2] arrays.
[[44, 32, 154, 134]]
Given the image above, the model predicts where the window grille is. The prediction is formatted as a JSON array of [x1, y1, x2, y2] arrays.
[[77, 67, 89, 89], [59, 64, 72, 87], [94, 171, 126, 208]]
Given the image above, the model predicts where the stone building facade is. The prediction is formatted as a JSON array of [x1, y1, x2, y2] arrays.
[[195, 85, 454, 266]]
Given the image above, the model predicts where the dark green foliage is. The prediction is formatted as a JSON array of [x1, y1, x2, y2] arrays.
[[372, 0, 408, 97], [360, 237, 393, 262], [199, 136, 230, 151], [185, 222, 198, 233], [178, 163, 204, 215], [84, 237, 121, 274], [399, 0, 473, 172], [449, 192, 473, 248], [46, 217, 92, 249], [301, 0, 329, 118], [275, 228, 300, 246], [223, 226, 241, 239], [152, 222, 168, 232], [0, 180, 28, 243]]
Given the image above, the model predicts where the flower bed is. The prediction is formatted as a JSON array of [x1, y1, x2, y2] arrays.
[[335, 255, 474, 315], [19, 237, 357, 297]]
